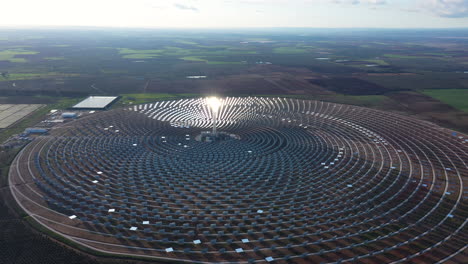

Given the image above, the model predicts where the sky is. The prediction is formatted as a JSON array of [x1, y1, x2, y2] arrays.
[[1, 0, 468, 28]]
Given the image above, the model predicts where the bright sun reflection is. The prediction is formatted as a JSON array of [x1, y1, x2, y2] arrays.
[[206, 97, 221, 113]]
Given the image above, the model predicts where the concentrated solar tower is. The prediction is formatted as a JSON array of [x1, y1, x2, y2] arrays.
[[206, 97, 221, 135], [10, 97, 467, 263]]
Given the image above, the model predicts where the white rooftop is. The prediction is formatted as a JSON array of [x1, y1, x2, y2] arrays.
[[165, 247, 174, 252], [72, 96, 119, 109]]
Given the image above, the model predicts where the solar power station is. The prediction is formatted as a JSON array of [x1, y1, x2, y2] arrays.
[[0, 104, 43, 128], [10, 97, 467, 263], [72, 96, 119, 110]]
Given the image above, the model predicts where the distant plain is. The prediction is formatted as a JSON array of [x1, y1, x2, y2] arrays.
[[0, 28, 467, 132]]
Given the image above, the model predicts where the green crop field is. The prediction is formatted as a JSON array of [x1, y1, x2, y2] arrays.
[[175, 40, 198, 45], [117, 48, 163, 54], [179, 56, 244, 65], [180, 56, 208, 62], [422, 89, 468, 112], [0, 72, 80, 81], [383, 54, 427, 59], [120, 93, 198, 105], [161, 46, 192, 56], [273, 47, 308, 54], [424, 52, 450, 56], [363, 59, 389, 65], [118, 48, 163, 59], [43, 57, 65, 60], [121, 53, 160, 59], [0, 49, 39, 62]]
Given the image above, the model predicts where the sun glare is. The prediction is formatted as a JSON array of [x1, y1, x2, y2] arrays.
[[206, 97, 221, 113]]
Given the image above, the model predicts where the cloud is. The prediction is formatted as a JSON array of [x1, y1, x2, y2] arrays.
[[145, 3, 166, 10], [365, 0, 386, 4], [400, 8, 419, 13], [236, 0, 385, 4], [174, 3, 199, 12], [331, 0, 386, 4], [425, 0, 468, 18]]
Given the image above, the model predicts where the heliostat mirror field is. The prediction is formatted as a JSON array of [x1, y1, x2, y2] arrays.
[[10, 97, 467, 263]]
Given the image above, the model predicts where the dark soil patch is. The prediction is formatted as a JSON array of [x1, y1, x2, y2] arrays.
[[308, 77, 389, 95], [147, 75, 328, 95], [387, 91, 468, 133]]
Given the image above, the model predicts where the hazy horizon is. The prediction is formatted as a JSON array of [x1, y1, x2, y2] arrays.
[[2, 25, 468, 30], [1, 0, 468, 29]]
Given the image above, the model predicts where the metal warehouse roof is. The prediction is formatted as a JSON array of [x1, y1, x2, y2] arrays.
[[72, 96, 119, 109]]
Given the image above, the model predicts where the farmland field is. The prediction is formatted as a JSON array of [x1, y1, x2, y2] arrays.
[[0, 29, 466, 125], [422, 89, 468, 112], [0, 104, 43, 128], [273, 47, 308, 54], [120, 93, 198, 104], [0, 49, 39, 63], [0, 28, 466, 133]]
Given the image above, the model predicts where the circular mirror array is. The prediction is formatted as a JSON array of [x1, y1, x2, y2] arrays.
[[10, 97, 467, 263]]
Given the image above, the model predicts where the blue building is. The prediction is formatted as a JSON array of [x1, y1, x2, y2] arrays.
[[25, 128, 48, 134], [62, 112, 78, 119]]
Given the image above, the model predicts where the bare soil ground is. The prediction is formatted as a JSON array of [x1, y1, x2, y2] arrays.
[[146, 66, 332, 96], [387, 91, 468, 132], [3, 63, 468, 134], [308, 77, 389, 95]]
